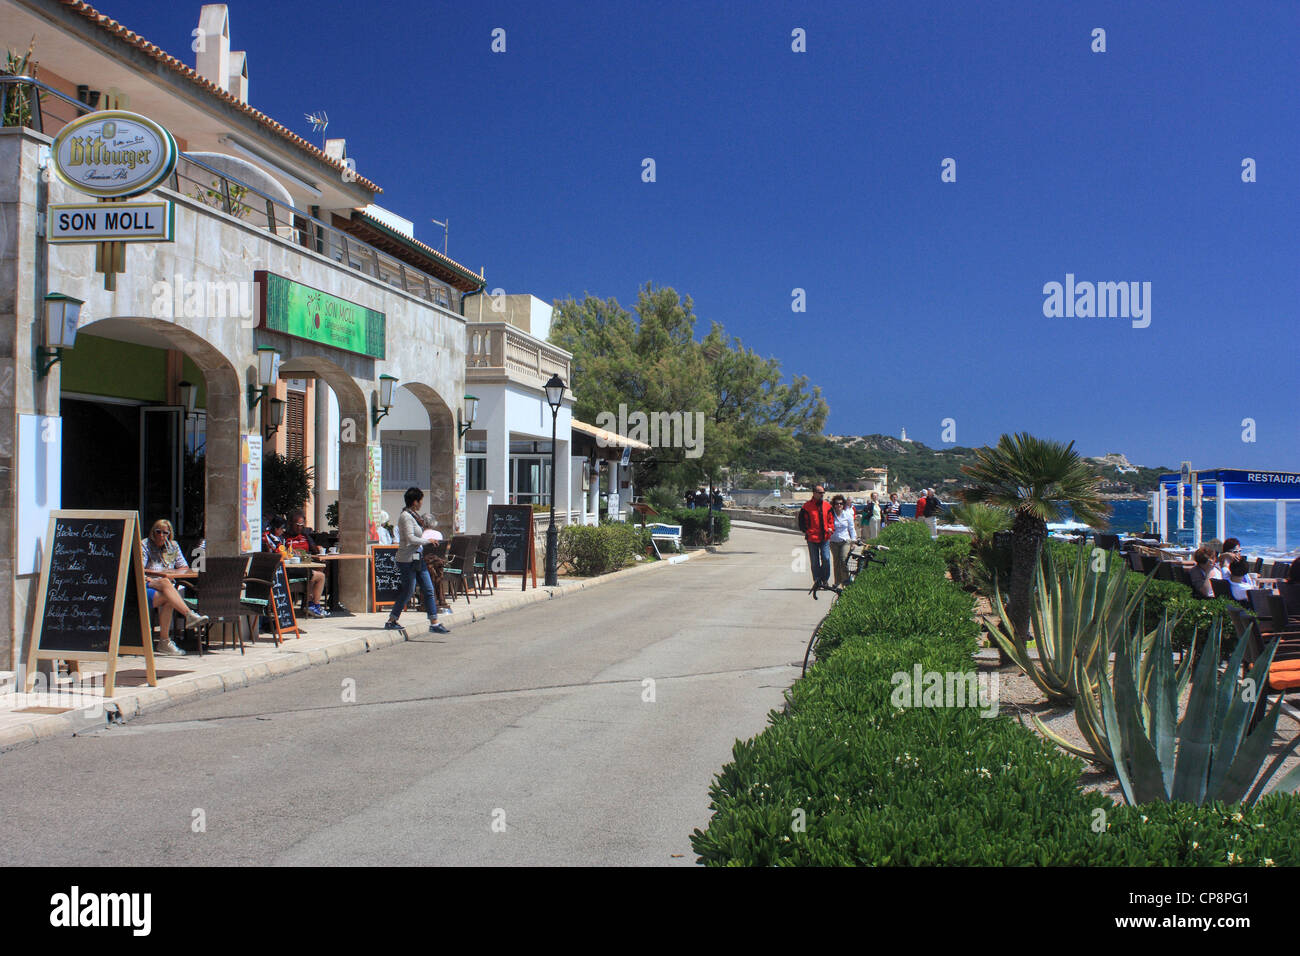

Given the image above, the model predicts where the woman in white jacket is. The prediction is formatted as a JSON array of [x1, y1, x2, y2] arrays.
[[829, 494, 858, 589], [385, 487, 449, 634]]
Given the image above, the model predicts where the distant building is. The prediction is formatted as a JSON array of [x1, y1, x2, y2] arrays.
[[852, 467, 889, 497], [757, 470, 795, 488]]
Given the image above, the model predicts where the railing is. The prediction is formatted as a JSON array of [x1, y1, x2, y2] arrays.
[[466, 321, 571, 384], [2, 75, 457, 311]]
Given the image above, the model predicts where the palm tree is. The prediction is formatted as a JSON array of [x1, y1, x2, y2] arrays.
[[960, 433, 1110, 650]]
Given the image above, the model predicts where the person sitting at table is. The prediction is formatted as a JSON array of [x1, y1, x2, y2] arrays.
[[285, 510, 328, 618], [1217, 538, 1243, 576], [263, 514, 288, 553], [141, 518, 208, 656], [1187, 548, 1216, 599], [1225, 558, 1257, 602]]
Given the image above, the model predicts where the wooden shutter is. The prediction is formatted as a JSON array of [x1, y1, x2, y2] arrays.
[[286, 391, 306, 459]]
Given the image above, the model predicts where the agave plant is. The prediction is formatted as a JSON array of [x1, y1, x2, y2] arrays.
[[991, 542, 1154, 706], [1035, 609, 1189, 768], [1098, 615, 1300, 806]]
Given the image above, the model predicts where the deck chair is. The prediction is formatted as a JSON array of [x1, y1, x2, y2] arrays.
[[243, 551, 284, 646], [473, 532, 497, 595]]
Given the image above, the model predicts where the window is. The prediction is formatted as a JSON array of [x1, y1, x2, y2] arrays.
[[285, 390, 306, 459], [467, 457, 486, 491], [382, 440, 418, 489]]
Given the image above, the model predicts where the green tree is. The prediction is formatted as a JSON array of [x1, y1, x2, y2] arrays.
[[550, 283, 825, 507], [959, 433, 1110, 652]]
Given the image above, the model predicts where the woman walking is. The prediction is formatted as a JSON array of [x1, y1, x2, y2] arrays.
[[384, 487, 450, 634], [829, 494, 858, 589]]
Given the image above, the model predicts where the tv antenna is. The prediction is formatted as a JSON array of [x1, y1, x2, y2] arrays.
[[305, 110, 329, 147], [431, 217, 449, 254]]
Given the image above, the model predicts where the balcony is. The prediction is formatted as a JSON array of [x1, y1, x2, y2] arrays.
[[466, 321, 571, 390]]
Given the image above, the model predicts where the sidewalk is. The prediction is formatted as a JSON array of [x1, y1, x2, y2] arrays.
[[0, 548, 709, 753]]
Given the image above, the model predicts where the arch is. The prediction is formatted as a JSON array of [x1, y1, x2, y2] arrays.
[[72, 316, 243, 559], [397, 382, 458, 532], [278, 355, 371, 609]]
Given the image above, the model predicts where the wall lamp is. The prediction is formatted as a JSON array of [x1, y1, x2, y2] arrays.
[[38, 292, 83, 377], [264, 395, 285, 437], [178, 380, 199, 418], [246, 346, 281, 411], [371, 374, 398, 428], [458, 393, 479, 441]]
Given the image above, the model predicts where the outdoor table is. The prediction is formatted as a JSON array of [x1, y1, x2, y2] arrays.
[[317, 553, 370, 614], [283, 560, 326, 614]]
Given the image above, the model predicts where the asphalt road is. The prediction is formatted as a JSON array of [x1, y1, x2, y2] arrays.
[[0, 525, 824, 866]]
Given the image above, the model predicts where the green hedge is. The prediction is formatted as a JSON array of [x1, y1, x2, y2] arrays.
[[690, 521, 1300, 865], [656, 507, 730, 546], [558, 522, 642, 576]]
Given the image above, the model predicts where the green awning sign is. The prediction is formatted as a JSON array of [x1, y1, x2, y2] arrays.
[[256, 271, 385, 358]]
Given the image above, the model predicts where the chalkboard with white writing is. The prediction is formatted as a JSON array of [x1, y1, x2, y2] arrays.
[[28, 511, 154, 696], [487, 504, 536, 589], [371, 545, 402, 610]]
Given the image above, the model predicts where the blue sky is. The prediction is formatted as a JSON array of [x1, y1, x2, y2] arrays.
[[104, 0, 1298, 470]]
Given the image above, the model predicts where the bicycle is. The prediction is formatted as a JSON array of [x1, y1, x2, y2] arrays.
[[801, 544, 888, 676]]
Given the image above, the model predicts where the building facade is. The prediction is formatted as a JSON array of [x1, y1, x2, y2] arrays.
[[0, 0, 482, 672]]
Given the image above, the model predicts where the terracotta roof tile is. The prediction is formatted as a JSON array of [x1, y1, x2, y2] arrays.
[[58, 0, 382, 193]]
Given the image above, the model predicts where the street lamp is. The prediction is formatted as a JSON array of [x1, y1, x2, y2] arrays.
[[37, 292, 83, 377], [247, 345, 281, 411], [543, 373, 566, 587]]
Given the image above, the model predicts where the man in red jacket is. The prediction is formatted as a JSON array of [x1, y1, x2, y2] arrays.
[[914, 491, 927, 520], [798, 485, 835, 592]]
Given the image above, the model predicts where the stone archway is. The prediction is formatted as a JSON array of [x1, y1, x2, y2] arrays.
[[278, 356, 370, 610], [70, 316, 242, 558], [397, 383, 457, 531]]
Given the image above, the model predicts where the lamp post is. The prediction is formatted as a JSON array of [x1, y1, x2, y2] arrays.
[[37, 292, 83, 376], [543, 373, 566, 587]]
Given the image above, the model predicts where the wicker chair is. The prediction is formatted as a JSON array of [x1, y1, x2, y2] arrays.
[[443, 535, 476, 604], [192, 556, 254, 655], [474, 532, 497, 595]]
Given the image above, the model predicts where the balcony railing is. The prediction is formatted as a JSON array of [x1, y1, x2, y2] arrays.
[[2, 75, 457, 311], [466, 321, 571, 386]]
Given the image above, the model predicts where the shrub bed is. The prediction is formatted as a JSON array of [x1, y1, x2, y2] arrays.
[[690, 521, 1300, 865], [558, 522, 642, 576]]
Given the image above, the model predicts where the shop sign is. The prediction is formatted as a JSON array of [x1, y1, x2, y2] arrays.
[[47, 200, 174, 243], [256, 271, 386, 359], [51, 110, 178, 199]]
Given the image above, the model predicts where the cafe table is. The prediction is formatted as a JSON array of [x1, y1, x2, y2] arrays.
[[281, 559, 326, 614], [317, 552, 371, 614]]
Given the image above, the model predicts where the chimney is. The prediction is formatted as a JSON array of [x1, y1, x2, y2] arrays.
[[324, 138, 347, 161], [196, 4, 231, 92], [227, 50, 248, 103]]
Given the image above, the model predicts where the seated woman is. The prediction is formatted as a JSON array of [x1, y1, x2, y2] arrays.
[[1187, 548, 1216, 599], [141, 519, 208, 656]]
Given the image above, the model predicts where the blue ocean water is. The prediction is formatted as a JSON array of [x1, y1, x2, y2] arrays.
[[1053, 499, 1300, 558]]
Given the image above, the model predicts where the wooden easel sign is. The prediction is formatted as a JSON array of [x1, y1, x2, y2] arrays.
[[26, 511, 155, 698], [486, 504, 538, 590], [269, 558, 301, 640]]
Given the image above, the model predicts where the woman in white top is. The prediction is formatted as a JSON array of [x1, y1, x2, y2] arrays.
[[829, 494, 858, 589]]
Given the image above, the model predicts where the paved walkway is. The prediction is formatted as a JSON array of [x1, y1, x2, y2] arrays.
[[0, 551, 700, 752]]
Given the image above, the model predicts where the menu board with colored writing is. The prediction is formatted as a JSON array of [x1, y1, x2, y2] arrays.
[[269, 560, 299, 638]]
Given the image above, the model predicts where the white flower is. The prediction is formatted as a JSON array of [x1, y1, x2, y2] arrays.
[[1264, 858, 1275, 867], [1232, 812, 1244, 823], [1191, 841, 1200, 850], [1227, 851, 1242, 864]]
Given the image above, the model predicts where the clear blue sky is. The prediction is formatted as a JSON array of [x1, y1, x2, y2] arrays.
[[105, 0, 1298, 471]]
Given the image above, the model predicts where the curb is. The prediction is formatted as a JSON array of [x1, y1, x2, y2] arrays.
[[0, 545, 715, 755]]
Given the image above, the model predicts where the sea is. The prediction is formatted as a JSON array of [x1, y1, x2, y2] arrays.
[[1050, 498, 1300, 559]]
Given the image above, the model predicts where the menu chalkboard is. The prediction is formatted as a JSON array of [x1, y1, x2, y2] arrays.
[[371, 545, 402, 610], [487, 504, 537, 590], [27, 511, 155, 696], [269, 560, 299, 639]]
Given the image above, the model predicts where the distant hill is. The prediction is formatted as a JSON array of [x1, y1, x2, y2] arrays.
[[742, 434, 1168, 496]]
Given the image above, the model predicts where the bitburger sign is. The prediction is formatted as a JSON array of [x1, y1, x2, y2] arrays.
[[50, 110, 178, 199]]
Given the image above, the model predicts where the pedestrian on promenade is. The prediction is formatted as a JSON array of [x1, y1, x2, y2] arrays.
[[684, 490, 695, 509], [923, 488, 941, 539], [914, 490, 928, 522], [829, 494, 858, 588], [385, 487, 449, 634], [883, 493, 902, 526], [141, 518, 208, 656], [863, 492, 882, 540], [798, 485, 835, 591]]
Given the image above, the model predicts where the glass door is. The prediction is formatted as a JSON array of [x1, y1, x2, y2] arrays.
[[140, 406, 184, 534]]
